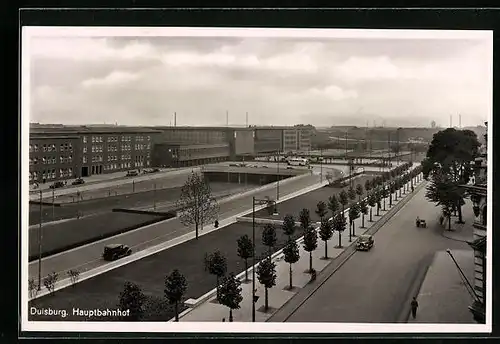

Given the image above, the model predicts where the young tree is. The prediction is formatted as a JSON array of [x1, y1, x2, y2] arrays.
[[282, 214, 296, 239], [318, 218, 334, 259], [299, 208, 311, 231], [348, 203, 360, 239], [207, 250, 227, 299], [303, 225, 318, 273], [164, 269, 188, 322], [364, 179, 372, 194], [332, 212, 346, 248], [339, 190, 349, 216], [389, 182, 396, 206], [283, 239, 300, 290], [262, 223, 277, 258], [356, 183, 364, 202], [118, 281, 147, 321], [67, 269, 80, 286], [359, 199, 369, 228], [256, 257, 277, 311], [375, 189, 382, 216], [328, 194, 339, 219], [381, 186, 388, 211], [348, 187, 357, 201], [237, 235, 254, 281], [43, 272, 58, 295], [176, 172, 220, 239], [218, 273, 243, 322], [28, 278, 38, 298], [425, 170, 461, 231], [315, 201, 328, 221], [367, 192, 377, 222]]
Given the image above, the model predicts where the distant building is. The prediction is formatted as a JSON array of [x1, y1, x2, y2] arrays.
[[431, 120, 436, 128], [461, 121, 487, 324]]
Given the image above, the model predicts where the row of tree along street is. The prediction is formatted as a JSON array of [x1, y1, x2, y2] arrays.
[[105, 161, 422, 322], [422, 127, 482, 229]]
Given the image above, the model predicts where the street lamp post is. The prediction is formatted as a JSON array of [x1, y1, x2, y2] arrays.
[[252, 196, 277, 322], [276, 151, 280, 201], [320, 148, 323, 183], [38, 189, 43, 290]]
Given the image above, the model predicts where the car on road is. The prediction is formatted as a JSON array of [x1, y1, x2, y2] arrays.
[[126, 170, 139, 177], [356, 234, 374, 251], [49, 181, 65, 189], [71, 178, 85, 185], [102, 244, 132, 261]]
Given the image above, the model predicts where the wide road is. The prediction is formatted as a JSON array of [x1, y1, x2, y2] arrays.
[[30, 167, 200, 202], [28, 173, 324, 280], [29, 181, 253, 226], [277, 182, 471, 323]]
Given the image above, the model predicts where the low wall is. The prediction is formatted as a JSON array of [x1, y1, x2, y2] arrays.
[[112, 208, 177, 217]]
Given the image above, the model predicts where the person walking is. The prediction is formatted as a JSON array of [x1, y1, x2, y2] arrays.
[[411, 297, 419, 319]]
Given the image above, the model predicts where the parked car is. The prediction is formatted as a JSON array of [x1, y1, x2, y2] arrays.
[[151, 168, 160, 172], [126, 170, 139, 177], [71, 178, 85, 185], [356, 235, 374, 251], [229, 163, 239, 167], [49, 181, 65, 189], [102, 244, 132, 261]]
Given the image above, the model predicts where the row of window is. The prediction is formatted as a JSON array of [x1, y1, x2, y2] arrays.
[[92, 156, 104, 163], [135, 144, 150, 150], [29, 155, 74, 165], [92, 145, 104, 153], [121, 154, 131, 160], [83, 135, 152, 144], [30, 169, 57, 181], [29, 143, 73, 153]]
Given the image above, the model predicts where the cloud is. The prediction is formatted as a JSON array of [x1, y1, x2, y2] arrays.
[[27, 33, 492, 127], [81, 71, 139, 88]]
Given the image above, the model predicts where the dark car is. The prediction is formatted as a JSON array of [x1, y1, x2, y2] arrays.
[[151, 168, 160, 172], [356, 235, 374, 251], [126, 170, 139, 177], [49, 181, 65, 189], [71, 178, 85, 185], [102, 244, 132, 261]]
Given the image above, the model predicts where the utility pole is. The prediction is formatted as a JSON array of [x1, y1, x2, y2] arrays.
[[153, 183, 157, 211], [52, 188, 55, 221], [320, 148, 323, 183], [450, 114, 452, 128], [276, 150, 280, 200], [246, 112, 249, 127], [38, 189, 43, 290], [226, 110, 229, 127], [387, 131, 391, 169], [174, 112, 177, 127], [345, 130, 348, 159]]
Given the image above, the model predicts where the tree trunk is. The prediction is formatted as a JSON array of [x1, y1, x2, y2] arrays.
[[324, 240, 328, 259], [216, 276, 219, 300], [353, 221, 356, 237], [229, 308, 233, 322], [175, 301, 179, 322], [448, 215, 452, 231], [338, 231, 342, 248], [383, 197, 386, 211], [389, 194, 392, 207], [195, 222, 199, 239], [265, 287, 269, 310], [361, 214, 365, 228], [377, 204, 380, 216], [309, 252, 313, 272], [457, 204, 464, 223], [369, 208, 373, 222], [289, 263, 293, 289], [244, 259, 248, 281]]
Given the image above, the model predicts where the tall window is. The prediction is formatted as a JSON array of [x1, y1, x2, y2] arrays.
[[83, 136, 87, 143]]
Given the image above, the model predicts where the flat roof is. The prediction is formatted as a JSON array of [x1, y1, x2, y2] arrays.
[[30, 126, 162, 134]]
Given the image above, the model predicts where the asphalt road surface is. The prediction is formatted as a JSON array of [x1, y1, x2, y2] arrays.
[[29, 181, 254, 226], [28, 174, 323, 280], [279, 183, 470, 323]]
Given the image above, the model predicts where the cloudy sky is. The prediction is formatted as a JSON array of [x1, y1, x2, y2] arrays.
[[26, 28, 492, 128]]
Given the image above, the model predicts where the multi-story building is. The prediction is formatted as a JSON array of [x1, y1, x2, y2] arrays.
[[462, 122, 488, 324], [29, 133, 82, 183], [152, 143, 230, 168], [253, 128, 282, 154], [29, 124, 161, 181], [282, 127, 311, 154]]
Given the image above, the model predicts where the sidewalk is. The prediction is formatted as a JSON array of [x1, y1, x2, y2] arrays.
[[407, 249, 475, 323], [177, 174, 424, 322], [440, 199, 475, 243]]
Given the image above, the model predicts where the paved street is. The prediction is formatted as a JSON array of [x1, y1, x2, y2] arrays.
[[273, 181, 471, 323], [29, 181, 253, 226], [28, 174, 322, 280]]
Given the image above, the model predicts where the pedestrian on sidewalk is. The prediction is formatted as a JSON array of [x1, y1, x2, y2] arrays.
[[222, 318, 225, 322], [411, 297, 419, 319], [439, 215, 444, 226]]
